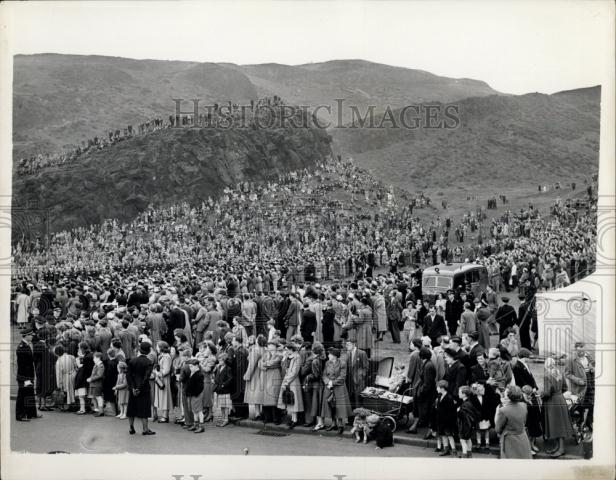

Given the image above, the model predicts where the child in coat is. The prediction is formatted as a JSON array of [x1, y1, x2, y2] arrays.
[[470, 381, 498, 452], [435, 379, 457, 456], [113, 361, 129, 419], [87, 352, 105, 417], [457, 386, 480, 458], [522, 385, 543, 454], [366, 414, 394, 449], [351, 408, 371, 443], [186, 359, 206, 433]]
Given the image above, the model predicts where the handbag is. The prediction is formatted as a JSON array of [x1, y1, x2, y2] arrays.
[[282, 386, 294, 406], [155, 376, 165, 390], [52, 388, 66, 405], [327, 388, 336, 412]]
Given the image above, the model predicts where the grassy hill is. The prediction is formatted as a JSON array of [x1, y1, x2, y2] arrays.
[[333, 88, 600, 195], [12, 125, 332, 234], [13, 54, 498, 158]]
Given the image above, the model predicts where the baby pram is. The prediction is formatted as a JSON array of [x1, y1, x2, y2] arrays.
[[360, 357, 413, 432], [565, 392, 592, 445]]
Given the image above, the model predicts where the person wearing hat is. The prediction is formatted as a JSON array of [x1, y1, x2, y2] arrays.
[[126, 342, 156, 435], [345, 339, 369, 411], [494, 385, 533, 459], [259, 340, 284, 425], [516, 294, 534, 351], [445, 290, 464, 340], [15, 328, 41, 421], [474, 299, 492, 351], [443, 347, 466, 400], [495, 296, 518, 340], [512, 348, 537, 390], [277, 342, 304, 428], [487, 348, 513, 391], [321, 347, 352, 434]]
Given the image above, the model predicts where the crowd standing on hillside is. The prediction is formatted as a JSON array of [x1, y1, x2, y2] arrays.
[[15, 96, 309, 175], [12, 156, 596, 457]]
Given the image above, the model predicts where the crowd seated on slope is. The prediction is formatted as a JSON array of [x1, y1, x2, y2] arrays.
[[13, 156, 596, 308]]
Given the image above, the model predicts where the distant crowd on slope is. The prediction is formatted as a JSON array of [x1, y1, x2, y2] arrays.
[[15, 96, 307, 175]]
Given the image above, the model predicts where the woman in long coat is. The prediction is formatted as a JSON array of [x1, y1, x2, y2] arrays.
[[321, 347, 352, 433], [201, 342, 217, 422], [33, 336, 56, 410], [54, 344, 77, 409], [495, 385, 533, 459], [300, 342, 317, 426], [146, 304, 167, 345], [309, 297, 324, 344], [410, 347, 436, 432], [243, 335, 266, 419], [542, 357, 574, 457], [372, 292, 388, 340], [353, 299, 374, 355], [475, 302, 492, 351], [153, 341, 173, 422], [277, 343, 304, 427], [259, 340, 283, 424], [306, 342, 327, 430]]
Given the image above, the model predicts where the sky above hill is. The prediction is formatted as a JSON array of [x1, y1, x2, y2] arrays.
[[2, 0, 613, 95]]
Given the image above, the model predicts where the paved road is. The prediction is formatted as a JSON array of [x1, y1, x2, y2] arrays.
[[10, 403, 493, 458]]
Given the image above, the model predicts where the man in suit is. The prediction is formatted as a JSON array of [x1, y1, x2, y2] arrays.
[[512, 348, 537, 390], [565, 341, 595, 425], [300, 303, 317, 342], [517, 294, 534, 350], [466, 331, 486, 368], [241, 293, 257, 337], [495, 297, 518, 340], [229, 335, 249, 419], [345, 339, 369, 410], [96, 319, 114, 361], [423, 306, 447, 347], [406, 338, 423, 395], [284, 293, 300, 342], [117, 319, 138, 360], [127, 342, 155, 435], [277, 292, 291, 338], [449, 336, 471, 381], [445, 290, 464, 337], [15, 328, 40, 421]]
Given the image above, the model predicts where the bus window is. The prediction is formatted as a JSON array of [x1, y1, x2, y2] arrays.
[[423, 276, 437, 287], [437, 277, 452, 289]]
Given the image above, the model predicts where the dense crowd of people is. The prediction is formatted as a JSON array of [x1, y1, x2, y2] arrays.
[[13, 159, 596, 300], [14, 268, 595, 457], [12, 149, 597, 458]]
